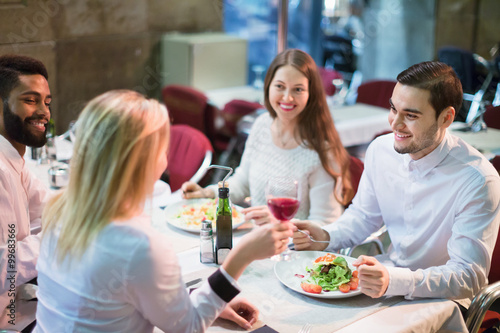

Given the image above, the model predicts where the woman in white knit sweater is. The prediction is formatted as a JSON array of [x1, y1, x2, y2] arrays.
[[183, 49, 354, 226]]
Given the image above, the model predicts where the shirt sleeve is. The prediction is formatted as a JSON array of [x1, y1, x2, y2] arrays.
[[385, 173, 500, 301], [125, 233, 239, 332], [25, 168, 50, 234], [323, 144, 385, 251], [0, 170, 43, 294], [306, 163, 343, 226]]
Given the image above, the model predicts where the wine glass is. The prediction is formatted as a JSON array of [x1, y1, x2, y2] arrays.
[[266, 176, 300, 261]]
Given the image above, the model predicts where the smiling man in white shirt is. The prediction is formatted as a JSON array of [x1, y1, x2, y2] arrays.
[[0, 54, 52, 330], [292, 61, 500, 306]]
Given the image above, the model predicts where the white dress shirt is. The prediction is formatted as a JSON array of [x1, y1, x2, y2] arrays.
[[35, 213, 239, 333], [0, 135, 48, 328], [209, 113, 343, 225], [324, 132, 500, 302]]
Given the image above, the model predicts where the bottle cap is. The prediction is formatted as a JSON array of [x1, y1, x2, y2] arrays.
[[218, 186, 229, 198], [201, 220, 212, 230], [201, 220, 213, 236]]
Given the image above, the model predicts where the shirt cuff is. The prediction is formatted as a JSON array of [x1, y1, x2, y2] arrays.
[[322, 227, 338, 252], [208, 268, 241, 303], [385, 266, 415, 298]]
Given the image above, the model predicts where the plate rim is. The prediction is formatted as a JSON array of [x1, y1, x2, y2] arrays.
[[274, 250, 362, 299], [164, 198, 245, 233]]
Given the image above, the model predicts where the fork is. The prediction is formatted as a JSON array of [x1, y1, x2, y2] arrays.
[[296, 229, 330, 243], [298, 323, 312, 333]]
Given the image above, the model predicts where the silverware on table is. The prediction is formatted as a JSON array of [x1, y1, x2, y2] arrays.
[[185, 278, 202, 288], [296, 229, 330, 243]]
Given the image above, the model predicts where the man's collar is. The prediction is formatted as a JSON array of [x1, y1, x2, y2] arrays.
[[402, 132, 451, 177]]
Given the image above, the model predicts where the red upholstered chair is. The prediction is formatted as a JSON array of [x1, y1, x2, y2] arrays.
[[491, 156, 500, 175], [164, 124, 213, 192], [348, 155, 364, 200], [220, 99, 263, 138], [161, 85, 218, 146], [356, 80, 397, 109], [484, 105, 500, 130], [318, 67, 344, 96], [466, 226, 500, 333]]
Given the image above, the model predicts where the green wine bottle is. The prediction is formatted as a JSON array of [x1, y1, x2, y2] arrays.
[[216, 181, 232, 264]]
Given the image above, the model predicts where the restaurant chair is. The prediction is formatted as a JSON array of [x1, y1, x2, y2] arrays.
[[484, 105, 500, 130], [163, 124, 213, 192], [491, 155, 500, 175], [356, 80, 397, 110], [465, 226, 500, 333], [219, 99, 263, 138], [322, 34, 356, 77], [346, 155, 364, 208], [161, 84, 219, 149], [318, 67, 344, 96]]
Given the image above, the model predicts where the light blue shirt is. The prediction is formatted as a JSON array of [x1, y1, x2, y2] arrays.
[[324, 131, 500, 302]]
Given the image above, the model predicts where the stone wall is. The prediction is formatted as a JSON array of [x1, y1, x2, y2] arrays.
[[0, 0, 223, 133]]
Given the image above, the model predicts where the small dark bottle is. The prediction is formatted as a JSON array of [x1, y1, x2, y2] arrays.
[[215, 181, 232, 264]]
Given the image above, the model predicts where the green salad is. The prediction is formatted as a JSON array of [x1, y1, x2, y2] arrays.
[[301, 253, 355, 293]]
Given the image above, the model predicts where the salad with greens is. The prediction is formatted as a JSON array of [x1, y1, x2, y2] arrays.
[[300, 253, 359, 294]]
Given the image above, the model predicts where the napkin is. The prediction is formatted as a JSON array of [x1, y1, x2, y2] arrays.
[[250, 325, 279, 333]]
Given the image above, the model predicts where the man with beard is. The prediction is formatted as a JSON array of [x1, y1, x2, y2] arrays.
[[0, 54, 52, 331], [291, 61, 500, 308]]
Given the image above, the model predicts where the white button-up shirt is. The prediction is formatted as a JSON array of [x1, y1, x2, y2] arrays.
[[0, 135, 48, 328], [324, 132, 500, 302]]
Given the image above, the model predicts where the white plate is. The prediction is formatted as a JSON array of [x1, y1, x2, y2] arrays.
[[164, 198, 246, 233], [274, 251, 362, 299]]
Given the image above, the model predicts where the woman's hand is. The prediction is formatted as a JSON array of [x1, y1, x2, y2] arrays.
[[291, 220, 330, 251], [223, 222, 293, 280], [238, 222, 294, 260], [241, 206, 278, 226], [180, 181, 215, 199], [218, 297, 259, 330]]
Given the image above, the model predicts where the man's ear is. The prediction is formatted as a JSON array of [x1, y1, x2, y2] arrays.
[[439, 106, 455, 128]]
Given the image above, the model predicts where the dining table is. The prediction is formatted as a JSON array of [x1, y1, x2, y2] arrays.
[[25, 143, 470, 333], [147, 200, 468, 333]]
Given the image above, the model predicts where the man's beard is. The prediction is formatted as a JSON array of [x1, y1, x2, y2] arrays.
[[394, 122, 439, 155], [3, 100, 47, 148]]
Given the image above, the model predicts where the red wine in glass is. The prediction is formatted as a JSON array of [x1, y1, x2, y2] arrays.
[[266, 177, 300, 261], [268, 197, 300, 221]]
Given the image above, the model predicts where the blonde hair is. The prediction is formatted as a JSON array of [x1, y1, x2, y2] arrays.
[[42, 90, 170, 263]]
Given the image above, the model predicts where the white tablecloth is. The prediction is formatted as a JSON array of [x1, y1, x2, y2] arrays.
[[450, 122, 500, 159], [332, 103, 391, 147]]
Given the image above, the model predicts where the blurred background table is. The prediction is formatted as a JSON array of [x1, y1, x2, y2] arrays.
[[450, 123, 500, 159]]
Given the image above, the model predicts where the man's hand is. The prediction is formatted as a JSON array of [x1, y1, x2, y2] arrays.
[[218, 297, 259, 330], [291, 220, 330, 251], [352, 255, 389, 298]]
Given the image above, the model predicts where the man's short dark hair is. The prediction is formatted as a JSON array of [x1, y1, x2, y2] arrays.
[[397, 61, 463, 119], [0, 54, 48, 100]]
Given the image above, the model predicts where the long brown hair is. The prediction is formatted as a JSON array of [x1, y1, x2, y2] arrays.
[[263, 49, 354, 206]]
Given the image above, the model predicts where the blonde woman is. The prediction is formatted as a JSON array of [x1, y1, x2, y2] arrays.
[[34, 90, 293, 332]]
